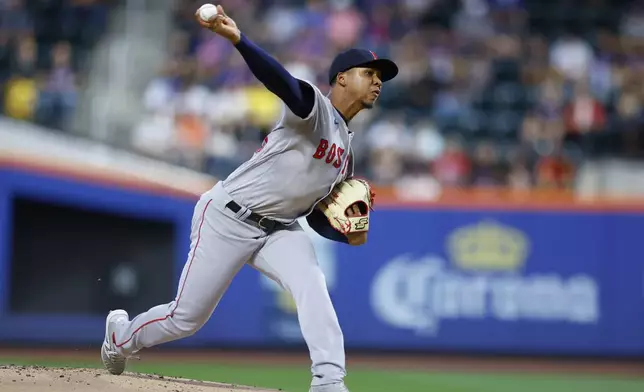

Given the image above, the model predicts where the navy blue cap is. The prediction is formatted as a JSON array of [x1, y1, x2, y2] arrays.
[[328, 48, 398, 85]]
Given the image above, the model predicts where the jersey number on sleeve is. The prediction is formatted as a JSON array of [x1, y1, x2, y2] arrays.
[[313, 138, 344, 168]]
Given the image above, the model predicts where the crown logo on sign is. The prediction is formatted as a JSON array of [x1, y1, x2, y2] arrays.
[[447, 220, 529, 271]]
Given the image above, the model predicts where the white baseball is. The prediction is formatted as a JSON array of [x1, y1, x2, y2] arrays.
[[198, 4, 218, 22]]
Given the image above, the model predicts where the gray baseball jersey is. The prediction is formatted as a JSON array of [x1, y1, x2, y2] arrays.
[[222, 81, 355, 222], [109, 79, 352, 388]]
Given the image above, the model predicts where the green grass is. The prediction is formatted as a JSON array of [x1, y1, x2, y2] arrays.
[[1, 357, 643, 392]]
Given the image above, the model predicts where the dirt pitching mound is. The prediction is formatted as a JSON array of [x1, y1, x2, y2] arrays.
[[0, 365, 280, 392]]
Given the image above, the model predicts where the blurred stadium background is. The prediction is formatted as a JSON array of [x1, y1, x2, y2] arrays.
[[1, 0, 644, 391]]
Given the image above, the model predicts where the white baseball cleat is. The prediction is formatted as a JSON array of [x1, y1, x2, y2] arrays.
[[101, 309, 130, 375], [309, 382, 350, 392]]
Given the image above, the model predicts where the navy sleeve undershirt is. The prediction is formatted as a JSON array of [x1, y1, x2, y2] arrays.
[[234, 33, 315, 119]]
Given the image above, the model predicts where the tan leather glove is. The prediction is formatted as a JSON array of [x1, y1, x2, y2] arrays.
[[317, 179, 375, 235]]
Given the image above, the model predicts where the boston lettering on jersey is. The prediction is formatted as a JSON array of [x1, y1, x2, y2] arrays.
[[312, 139, 344, 169], [222, 80, 354, 221]]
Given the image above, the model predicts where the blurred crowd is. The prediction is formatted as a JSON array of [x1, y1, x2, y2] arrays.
[[0, 0, 110, 131], [4, 0, 644, 191]]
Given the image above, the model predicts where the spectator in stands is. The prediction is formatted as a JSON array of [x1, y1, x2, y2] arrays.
[[534, 75, 565, 121], [563, 78, 607, 152], [535, 142, 576, 189], [204, 124, 245, 177], [549, 33, 595, 81], [365, 3, 394, 48], [614, 91, 644, 132], [522, 35, 550, 90], [60, 0, 109, 47], [168, 29, 192, 63], [432, 85, 469, 128], [507, 152, 533, 190], [469, 140, 508, 187], [411, 119, 445, 165], [170, 68, 209, 171], [452, 0, 496, 40], [0, 0, 33, 37], [35, 41, 77, 131], [9, 34, 36, 78], [613, 91, 644, 157], [133, 59, 184, 159], [431, 135, 471, 187], [0, 31, 12, 108], [365, 112, 414, 157], [326, 2, 365, 49], [519, 114, 570, 177], [4, 35, 38, 121], [368, 147, 404, 186], [620, 2, 644, 39], [519, 114, 542, 146], [590, 30, 618, 103]]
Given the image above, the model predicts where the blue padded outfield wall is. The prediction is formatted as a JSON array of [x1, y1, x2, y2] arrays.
[[1, 165, 643, 357]]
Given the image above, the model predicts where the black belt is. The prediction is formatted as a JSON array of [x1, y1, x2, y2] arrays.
[[225, 201, 286, 233]]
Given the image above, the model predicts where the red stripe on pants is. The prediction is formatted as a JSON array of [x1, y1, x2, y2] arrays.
[[114, 199, 213, 348]]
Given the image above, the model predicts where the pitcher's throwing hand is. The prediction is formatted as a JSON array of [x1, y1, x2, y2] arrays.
[[195, 5, 240, 44]]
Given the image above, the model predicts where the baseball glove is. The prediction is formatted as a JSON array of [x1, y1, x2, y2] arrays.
[[317, 178, 375, 235]]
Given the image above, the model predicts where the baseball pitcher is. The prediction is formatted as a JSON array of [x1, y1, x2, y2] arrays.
[[101, 5, 398, 392]]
